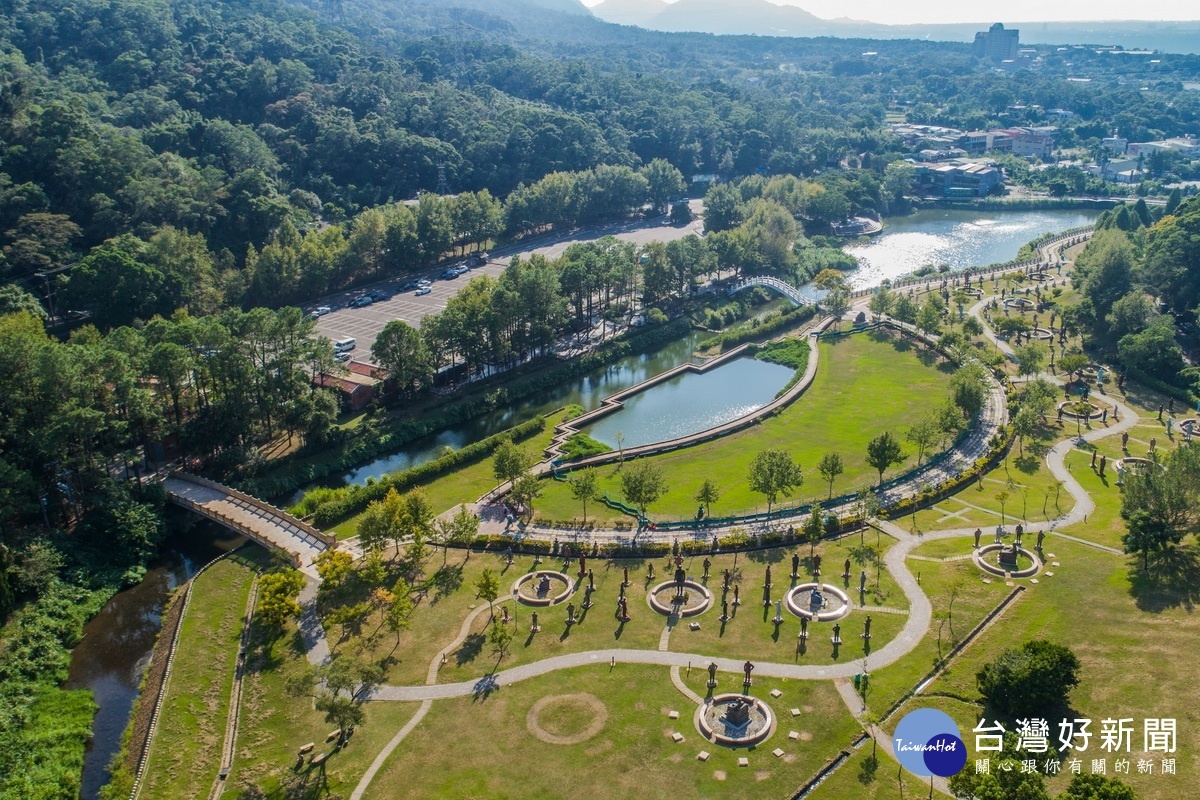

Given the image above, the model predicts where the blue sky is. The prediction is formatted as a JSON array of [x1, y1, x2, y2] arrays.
[[582, 0, 1200, 25]]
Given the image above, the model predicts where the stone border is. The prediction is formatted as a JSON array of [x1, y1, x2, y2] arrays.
[[1031, 327, 1053, 340], [538, 317, 833, 474], [647, 579, 713, 617], [785, 583, 852, 622], [526, 693, 609, 745], [1057, 400, 1104, 421], [694, 693, 776, 748], [1003, 297, 1036, 310], [972, 543, 1042, 578], [511, 570, 575, 606]]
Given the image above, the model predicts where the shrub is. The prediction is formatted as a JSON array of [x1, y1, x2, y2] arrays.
[[977, 640, 1081, 716]]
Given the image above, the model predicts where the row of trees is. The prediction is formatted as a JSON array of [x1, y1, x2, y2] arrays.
[[0, 306, 342, 529]]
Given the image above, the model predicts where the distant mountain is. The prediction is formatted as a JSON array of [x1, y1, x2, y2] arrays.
[[590, 0, 1200, 53], [522, 0, 592, 16], [644, 0, 835, 37], [590, 0, 669, 28]]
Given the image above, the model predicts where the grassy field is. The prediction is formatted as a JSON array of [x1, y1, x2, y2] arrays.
[[431, 539, 911, 685], [323, 543, 918, 689], [535, 331, 955, 524], [230, 614, 421, 798], [139, 550, 264, 800], [367, 664, 861, 800], [884, 536, 1200, 800]]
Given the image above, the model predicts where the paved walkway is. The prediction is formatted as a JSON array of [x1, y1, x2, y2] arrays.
[[163, 473, 331, 575]]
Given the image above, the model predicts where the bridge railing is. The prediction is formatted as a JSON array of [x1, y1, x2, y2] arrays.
[[170, 472, 337, 548], [167, 493, 303, 568]]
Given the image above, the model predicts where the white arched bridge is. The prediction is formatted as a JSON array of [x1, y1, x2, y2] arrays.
[[728, 275, 809, 306], [162, 472, 335, 575]]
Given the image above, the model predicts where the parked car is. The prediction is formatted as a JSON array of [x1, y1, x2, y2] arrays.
[[400, 280, 420, 291], [350, 295, 374, 308], [417, 278, 432, 287], [367, 290, 391, 301], [467, 252, 489, 266], [415, 286, 432, 296], [440, 269, 459, 280], [335, 351, 353, 363], [309, 305, 332, 319]]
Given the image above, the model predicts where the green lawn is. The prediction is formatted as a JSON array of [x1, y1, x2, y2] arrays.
[[432, 541, 910, 685], [367, 664, 861, 800], [229, 613, 421, 798], [908, 418, 1076, 533], [139, 550, 264, 800], [891, 536, 1200, 800], [536, 331, 955, 524]]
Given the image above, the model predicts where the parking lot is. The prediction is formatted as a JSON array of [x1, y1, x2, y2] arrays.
[[312, 201, 705, 361]]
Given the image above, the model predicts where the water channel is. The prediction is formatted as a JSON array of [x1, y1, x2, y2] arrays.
[[67, 521, 245, 800], [72, 207, 1098, 798]]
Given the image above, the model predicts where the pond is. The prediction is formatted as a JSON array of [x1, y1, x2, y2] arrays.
[[581, 356, 796, 449], [840, 207, 1100, 290]]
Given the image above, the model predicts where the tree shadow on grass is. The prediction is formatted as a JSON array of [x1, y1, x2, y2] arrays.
[[745, 547, 785, 565], [1012, 453, 1042, 475], [454, 632, 485, 667], [428, 564, 463, 602], [857, 754, 879, 785], [1128, 545, 1200, 613]]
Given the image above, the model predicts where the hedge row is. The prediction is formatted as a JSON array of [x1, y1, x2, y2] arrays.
[[309, 415, 546, 527], [1126, 366, 1198, 408], [699, 305, 816, 351], [241, 317, 692, 499]]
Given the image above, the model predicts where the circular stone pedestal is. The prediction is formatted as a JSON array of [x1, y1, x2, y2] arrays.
[[648, 580, 713, 617], [1120, 457, 1160, 473], [512, 570, 574, 606], [1031, 327, 1053, 340], [972, 544, 1042, 578], [1057, 400, 1103, 420], [785, 583, 852, 622], [696, 694, 776, 748], [1004, 297, 1035, 310]]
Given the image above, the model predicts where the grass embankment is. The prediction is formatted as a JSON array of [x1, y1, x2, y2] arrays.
[[138, 550, 264, 800], [537, 331, 954, 524], [367, 664, 859, 800]]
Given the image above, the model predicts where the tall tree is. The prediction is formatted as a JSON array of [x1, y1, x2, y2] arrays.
[[372, 320, 433, 397], [747, 448, 804, 513], [816, 452, 844, 499], [865, 432, 904, 486], [620, 461, 668, 518]]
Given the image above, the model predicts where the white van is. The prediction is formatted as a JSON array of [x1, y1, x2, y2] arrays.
[[334, 337, 357, 353]]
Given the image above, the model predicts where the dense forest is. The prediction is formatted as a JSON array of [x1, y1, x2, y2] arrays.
[[1, 1, 1200, 798]]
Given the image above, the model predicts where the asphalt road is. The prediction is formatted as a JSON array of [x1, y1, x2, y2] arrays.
[[311, 200, 706, 361]]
